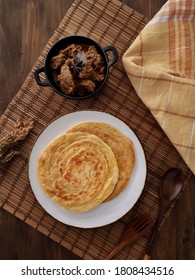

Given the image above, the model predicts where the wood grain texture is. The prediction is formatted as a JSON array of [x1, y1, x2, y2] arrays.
[[123, 0, 167, 19], [0, 0, 194, 260]]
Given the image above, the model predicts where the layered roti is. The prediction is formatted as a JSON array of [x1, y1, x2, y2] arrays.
[[67, 122, 135, 201], [37, 132, 119, 212]]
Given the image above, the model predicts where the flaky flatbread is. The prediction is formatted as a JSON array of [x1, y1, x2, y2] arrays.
[[38, 132, 119, 212], [67, 122, 135, 201]]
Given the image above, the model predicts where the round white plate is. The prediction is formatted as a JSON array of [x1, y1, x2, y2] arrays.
[[29, 111, 147, 228]]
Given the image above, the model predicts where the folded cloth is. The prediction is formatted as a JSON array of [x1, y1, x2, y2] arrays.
[[123, 0, 195, 174]]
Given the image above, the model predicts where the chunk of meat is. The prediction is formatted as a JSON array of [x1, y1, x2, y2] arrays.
[[60, 44, 82, 57], [77, 79, 96, 94], [51, 53, 65, 70], [78, 46, 105, 81], [58, 64, 76, 95], [50, 44, 82, 70]]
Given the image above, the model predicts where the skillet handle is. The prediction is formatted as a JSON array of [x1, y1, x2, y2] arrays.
[[102, 46, 118, 67], [34, 67, 51, 86]]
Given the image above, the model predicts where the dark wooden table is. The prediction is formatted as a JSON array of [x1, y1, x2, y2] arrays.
[[0, 0, 194, 260]]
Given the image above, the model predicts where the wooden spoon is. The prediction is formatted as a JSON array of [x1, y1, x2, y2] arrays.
[[143, 168, 184, 260]]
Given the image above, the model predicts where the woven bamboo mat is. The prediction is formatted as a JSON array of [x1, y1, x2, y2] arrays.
[[0, 0, 192, 260]]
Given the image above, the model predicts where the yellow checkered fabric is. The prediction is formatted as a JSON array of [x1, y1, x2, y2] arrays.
[[123, 0, 195, 174]]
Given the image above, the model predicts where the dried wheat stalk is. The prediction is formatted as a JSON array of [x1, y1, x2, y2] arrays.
[[0, 119, 34, 169]]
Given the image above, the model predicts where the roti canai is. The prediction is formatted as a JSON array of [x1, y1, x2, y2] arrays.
[[37, 132, 119, 212], [67, 122, 135, 201]]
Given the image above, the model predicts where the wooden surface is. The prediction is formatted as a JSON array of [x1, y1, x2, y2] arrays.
[[0, 0, 194, 260]]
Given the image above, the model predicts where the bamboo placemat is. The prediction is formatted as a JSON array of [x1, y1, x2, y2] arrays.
[[0, 0, 192, 260]]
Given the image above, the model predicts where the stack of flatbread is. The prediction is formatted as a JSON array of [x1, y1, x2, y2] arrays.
[[37, 122, 135, 212]]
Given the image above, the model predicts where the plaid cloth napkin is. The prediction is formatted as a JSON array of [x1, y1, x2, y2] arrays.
[[123, 0, 195, 174]]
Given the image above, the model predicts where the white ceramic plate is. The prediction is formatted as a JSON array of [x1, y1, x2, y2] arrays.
[[29, 111, 147, 228]]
